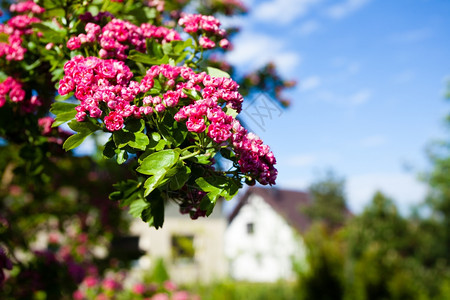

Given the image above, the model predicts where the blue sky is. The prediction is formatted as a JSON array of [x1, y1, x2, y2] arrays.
[[224, 0, 450, 213]]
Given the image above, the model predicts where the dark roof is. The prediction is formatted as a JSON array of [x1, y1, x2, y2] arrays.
[[228, 187, 313, 234]]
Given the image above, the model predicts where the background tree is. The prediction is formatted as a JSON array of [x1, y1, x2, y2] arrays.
[[303, 170, 348, 229]]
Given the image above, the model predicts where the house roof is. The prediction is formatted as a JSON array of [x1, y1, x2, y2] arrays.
[[228, 187, 313, 234]]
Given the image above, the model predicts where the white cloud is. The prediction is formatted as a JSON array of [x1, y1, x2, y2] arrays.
[[274, 53, 302, 75], [331, 58, 361, 76], [279, 176, 311, 190], [226, 32, 301, 75], [317, 89, 371, 106], [391, 28, 432, 43], [348, 89, 372, 105], [253, 0, 321, 25], [392, 70, 415, 84], [298, 20, 320, 36], [326, 0, 371, 19], [360, 135, 387, 148], [281, 154, 318, 167], [300, 75, 321, 91], [347, 172, 427, 214]]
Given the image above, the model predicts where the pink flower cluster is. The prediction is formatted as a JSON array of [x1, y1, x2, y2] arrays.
[[179, 186, 208, 219], [0, 77, 42, 112], [67, 19, 180, 59], [74, 274, 196, 300], [38, 117, 55, 136], [9, 1, 45, 14], [175, 100, 276, 185], [178, 13, 230, 49], [58, 55, 141, 131], [59, 56, 276, 184], [0, 15, 40, 61]]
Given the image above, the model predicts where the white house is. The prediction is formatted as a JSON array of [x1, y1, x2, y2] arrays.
[[130, 199, 228, 284], [225, 187, 311, 282]]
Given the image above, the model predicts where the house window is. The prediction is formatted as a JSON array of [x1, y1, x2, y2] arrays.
[[171, 235, 195, 263], [247, 222, 254, 235]]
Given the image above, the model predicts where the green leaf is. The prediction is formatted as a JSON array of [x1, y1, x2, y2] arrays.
[[169, 165, 191, 190], [22, 59, 41, 71], [103, 138, 116, 158], [196, 175, 239, 201], [129, 199, 150, 218], [173, 39, 194, 54], [220, 148, 236, 160], [113, 129, 149, 151], [206, 67, 230, 78], [54, 92, 74, 102], [143, 170, 169, 196], [146, 39, 164, 58], [110, 179, 142, 207], [116, 149, 128, 164], [113, 130, 134, 148], [63, 119, 101, 151], [128, 50, 169, 65], [191, 154, 212, 165], [32, 22, 66, 43], [183, 88, 202, 100], [63, 134, 89, 151], [124, 118, 145, 133], [67, 120, 99, 133], [159, 115, 187, 147], [50, 102, 77, 127], [141, 190, 165, 228], [136, 149, 179, 175], [162, 42, 173, 55], [0, 33, 8, 43], [128, 132, 149, 151]]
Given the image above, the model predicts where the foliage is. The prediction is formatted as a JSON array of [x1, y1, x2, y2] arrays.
[[0, 0, 295, 298], [423, 82, 450, 263], [295, 223, 345, 300], [303, 170, 348, 229], [296, 189, 450, 300], [186, 280, 297, 300]]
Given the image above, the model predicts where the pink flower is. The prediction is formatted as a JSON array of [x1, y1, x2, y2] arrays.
[[38, 117, 54, 136], [96, 293, 108, 300], [84, 275, 98, 288], [163, 280, 177, 291], [173, 291, 190, 300], [199, 36, 215, 49], [155, 104, 165, 113], [132, 283, 146, 294], [152, 293, 169, 300], [85, 23, 101, 35], [9, 87, 25, 102], [58, 77, 75, 95], [67, 37, 81, 50], [207, 122, 232, 143], [186, 116, 206, 133], [163, 91, 180, 107], [104, 111, 124, 131], [72, 290, 84, 300], [219, 39, 230, 49], [102, 278, 120, 290]]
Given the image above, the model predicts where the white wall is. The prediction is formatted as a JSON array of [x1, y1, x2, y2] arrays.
[[225, 193, 306, 282], [130, 201, 228, 284]]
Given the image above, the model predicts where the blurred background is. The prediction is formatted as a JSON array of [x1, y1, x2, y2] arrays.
[[227, 0, 450, 214]]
